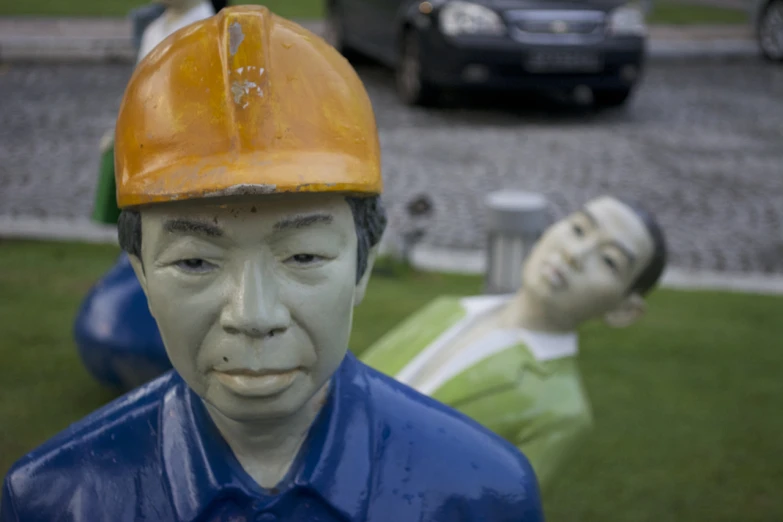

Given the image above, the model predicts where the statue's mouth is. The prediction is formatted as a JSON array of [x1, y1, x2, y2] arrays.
[[212, 368, 301, 397]]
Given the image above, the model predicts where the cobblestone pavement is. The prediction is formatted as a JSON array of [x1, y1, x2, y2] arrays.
[[0, 60, 782, 274]]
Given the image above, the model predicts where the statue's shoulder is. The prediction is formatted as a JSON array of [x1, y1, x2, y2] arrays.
[[3, 372, 177, 505], [358, 362, 543, 519]]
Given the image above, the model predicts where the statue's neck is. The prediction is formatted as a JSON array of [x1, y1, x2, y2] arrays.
[[204, 381, 330, 489], [500, 290, 577, 334]]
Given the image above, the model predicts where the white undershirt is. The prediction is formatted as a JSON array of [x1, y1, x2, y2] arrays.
[[395, 295, 578, 396], [137, 2, 215, 62]]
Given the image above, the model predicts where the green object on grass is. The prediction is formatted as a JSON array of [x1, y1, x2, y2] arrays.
[[648, 1, 748, 25], [91, 140, 121, 225]]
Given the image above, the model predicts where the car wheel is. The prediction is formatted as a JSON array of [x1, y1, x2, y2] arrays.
[[593, 87, 633, 109], [396, 30, 439, 106], [759, 0, 783, 62]]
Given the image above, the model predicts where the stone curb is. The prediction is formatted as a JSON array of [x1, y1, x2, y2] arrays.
[[0, 20, 760, 64], [0, 37, 136, 63], [2, 218, 783, 295], [0, 216, 118, 244]]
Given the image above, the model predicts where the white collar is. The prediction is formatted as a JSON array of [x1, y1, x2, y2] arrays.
[[457, 295, 578, 360], [398, 295, 578, 395], [414, 327, 578, 395], [516, 328, 578, 361]]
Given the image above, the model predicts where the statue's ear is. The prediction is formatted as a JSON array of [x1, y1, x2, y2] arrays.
[[603, 293, 646, 328], [354, 245, 379, 306], [127, 254, 149, 300]]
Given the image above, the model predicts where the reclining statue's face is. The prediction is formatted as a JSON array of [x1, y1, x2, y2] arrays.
[[522, 196, 655, 325], [131, 193, 363, 423]]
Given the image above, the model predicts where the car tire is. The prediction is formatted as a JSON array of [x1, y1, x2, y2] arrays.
[[593, 87, 634, 109], [758, 0, 783, 62], [396, 30, 439, 107]]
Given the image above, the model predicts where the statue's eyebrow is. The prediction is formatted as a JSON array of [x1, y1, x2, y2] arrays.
[[579, 210, 637, 265], [273, 213, 333, 231], [607, 241, 637, 266], [163, 218, 224, 238]]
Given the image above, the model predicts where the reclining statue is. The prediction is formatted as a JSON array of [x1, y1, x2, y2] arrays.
[[362, 195, 667, 490]]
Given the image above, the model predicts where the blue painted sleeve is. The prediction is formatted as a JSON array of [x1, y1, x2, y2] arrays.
[[0, 478, 19, 522], [523, 467, 546, 522], [510, 449, 545, 522]]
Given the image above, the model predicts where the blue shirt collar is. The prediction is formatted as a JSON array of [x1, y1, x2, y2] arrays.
[[160, 353, 373, 522]]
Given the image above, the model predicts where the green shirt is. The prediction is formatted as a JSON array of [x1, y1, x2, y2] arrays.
[[92, 138, 121, 225], [361, 295, 593, 490]]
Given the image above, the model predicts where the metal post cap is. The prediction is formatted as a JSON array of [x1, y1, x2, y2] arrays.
[[485, 190, 550, 236]]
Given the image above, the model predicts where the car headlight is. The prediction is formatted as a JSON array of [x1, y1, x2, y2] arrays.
[[438, 1, 505, 36], [608, 2, 647, 36]]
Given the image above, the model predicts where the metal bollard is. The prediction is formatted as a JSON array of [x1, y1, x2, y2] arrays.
[[484, 191, 551, 294]]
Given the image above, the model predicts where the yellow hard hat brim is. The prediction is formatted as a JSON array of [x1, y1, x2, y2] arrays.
[[117, 150, 381, 208]]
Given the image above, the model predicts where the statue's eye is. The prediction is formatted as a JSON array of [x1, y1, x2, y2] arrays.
[[572, 224, 584, 237], [286, 254, 326, 266], [175, 258, 215, 273], [602, 255, 618, 272], [293, 254, 316, 264]]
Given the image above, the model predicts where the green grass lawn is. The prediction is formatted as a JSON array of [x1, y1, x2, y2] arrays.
[[0, 0, 747, 25], [648, 1, 748, 25], [0, 0, 324, 18], [1, 239, 782, 521]]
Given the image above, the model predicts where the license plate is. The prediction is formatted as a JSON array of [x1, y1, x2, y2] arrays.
[[524, 50, 603, 73]]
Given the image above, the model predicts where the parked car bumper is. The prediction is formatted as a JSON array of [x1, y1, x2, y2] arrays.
[[418, 31, 645, 91]]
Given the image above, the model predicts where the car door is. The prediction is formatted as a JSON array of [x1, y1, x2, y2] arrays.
[[336, 0, 375, 55], [363, 0, 408, 65]]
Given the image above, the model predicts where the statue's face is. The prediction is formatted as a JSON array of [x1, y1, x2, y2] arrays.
[[522, 196, 655, 324], [135, 193, 360, 423]]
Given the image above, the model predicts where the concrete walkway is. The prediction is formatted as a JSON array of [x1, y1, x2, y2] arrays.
[[0, 17, 759, 63]]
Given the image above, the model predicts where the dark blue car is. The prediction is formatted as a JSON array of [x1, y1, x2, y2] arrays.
[[325, 0, 648, 107]]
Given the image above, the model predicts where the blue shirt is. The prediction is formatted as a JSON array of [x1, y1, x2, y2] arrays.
[[2, 353, 543, 522]]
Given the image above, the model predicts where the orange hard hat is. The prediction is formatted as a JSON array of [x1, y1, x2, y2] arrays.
[[114, 5, 382, 209]]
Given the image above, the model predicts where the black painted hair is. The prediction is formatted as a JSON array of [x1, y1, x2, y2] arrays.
[[117, 195, 387, 283], [625, 201, 667, 296]]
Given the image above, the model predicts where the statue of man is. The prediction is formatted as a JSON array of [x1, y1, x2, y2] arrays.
[[2, 7, 543, 521], [362, 195, 667, 490], [79, 0, 219, 390]]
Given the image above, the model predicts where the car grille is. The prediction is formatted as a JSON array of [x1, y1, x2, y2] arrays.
[[515, 19, 603, 35], [506, 10, 607, 37]]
